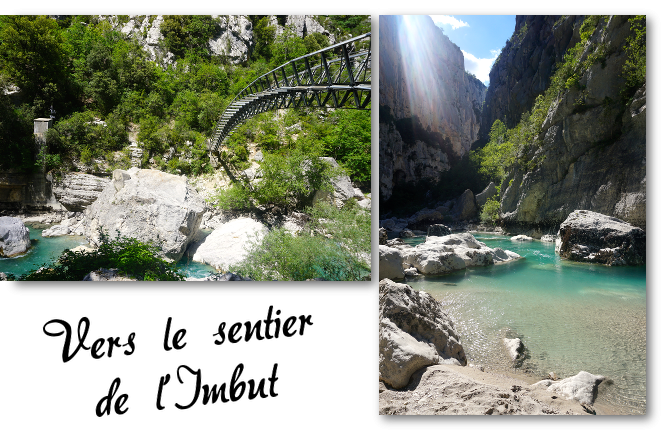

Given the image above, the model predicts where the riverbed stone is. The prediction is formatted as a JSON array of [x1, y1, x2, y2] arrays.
[[379, 279, 466, 389], [0, 216, 31, 258]]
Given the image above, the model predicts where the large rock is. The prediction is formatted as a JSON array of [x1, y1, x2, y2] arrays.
[[0, 216, 31, 257], [379, 15, 486, 201], [378, 15, 487, 199], [450, 189, 477, 221], [312, 157, 355, 208], [533, 371, 606, 406], [52, 173, 109, 212], [396, 232, 521, 275], [555, 210, 646, 266], [188, 217, 268, 271], [427, 224, 452, 237], [475, 182, 497, 208], [379, 279, 466, 389], [84, 168, 205, 261], [379, 245, 405, 280]]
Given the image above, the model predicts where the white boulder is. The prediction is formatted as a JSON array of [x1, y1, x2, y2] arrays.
[[379, 279, 466, 389], [84, 168, 205, 261], [189, 217, 268, 271], [511, 234, 533, 242], [0, 217, 31, 257], [399, 233, 521, 275]]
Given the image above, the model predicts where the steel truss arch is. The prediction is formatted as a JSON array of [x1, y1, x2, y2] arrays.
[[210, 32, 371, 153]]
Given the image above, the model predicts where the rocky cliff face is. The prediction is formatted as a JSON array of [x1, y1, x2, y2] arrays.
[[111, 15, 335, 66], [379, 15, 486, 201], [485, 16, 646, 229], [479, 16, 584, 140]]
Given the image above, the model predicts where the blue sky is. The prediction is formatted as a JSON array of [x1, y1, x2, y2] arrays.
[[429, 15, 516, 86]]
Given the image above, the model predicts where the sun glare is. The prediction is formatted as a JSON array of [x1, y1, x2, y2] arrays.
[[395, 16, 457, 137]]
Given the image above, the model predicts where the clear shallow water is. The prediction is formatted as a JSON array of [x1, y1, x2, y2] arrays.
[[0, 225, 217, 279], [403, 233, 646, 414]]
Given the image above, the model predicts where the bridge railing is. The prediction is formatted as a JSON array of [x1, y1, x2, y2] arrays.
[[226, 32, 370, 109], [211, 32, 370, 149]]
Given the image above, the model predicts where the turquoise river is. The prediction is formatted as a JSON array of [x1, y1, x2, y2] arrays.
[[401, 233, 646, 415], [0, 225, 216, 279]]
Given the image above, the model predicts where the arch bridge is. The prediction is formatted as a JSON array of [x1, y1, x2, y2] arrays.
[[210, 32, 371, 153]]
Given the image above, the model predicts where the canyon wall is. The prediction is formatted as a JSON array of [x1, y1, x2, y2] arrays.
[[485, 15, 646, 229], [479, 16, 584, 140], [379, 15, 486, 201]]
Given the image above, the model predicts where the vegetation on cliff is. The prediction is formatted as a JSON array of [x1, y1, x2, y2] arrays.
[[471, 15, 646, 208]]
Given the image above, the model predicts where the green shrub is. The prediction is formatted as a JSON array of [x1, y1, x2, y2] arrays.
[[480, 187, 501, 224], [230, 227, 368, 281], [20, 232, 184, 281]]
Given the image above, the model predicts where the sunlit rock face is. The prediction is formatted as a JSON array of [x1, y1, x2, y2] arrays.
[[379, 15, 486, 201]]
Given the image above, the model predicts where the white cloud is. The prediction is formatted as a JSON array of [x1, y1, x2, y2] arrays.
[[430, 15, 469, 31], [461, 49, 499, 86]]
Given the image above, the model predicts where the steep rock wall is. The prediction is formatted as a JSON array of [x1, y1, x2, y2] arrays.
[[379, 15, 486, 201], [479, 15, 584, 140], [490, 16, 646, 229]]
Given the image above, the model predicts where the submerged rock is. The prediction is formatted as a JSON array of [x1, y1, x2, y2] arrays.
[[533, 371, 606, 406], [503, 337, 526, 367], [555, 210, 646, 265], [379, 279, 466, 389]]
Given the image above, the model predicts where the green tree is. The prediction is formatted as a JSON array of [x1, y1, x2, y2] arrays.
[[470, 119, 517, 183], [0, 91, 35, 171], [250, 16, 276, 62], [270, 25, 308, 68], [622, 15, 646, 98], [0, 15, 69, 114], [324, 110, 371, 185], [161, 15, 219, 60]]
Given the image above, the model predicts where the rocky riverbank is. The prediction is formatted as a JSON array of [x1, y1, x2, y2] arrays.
[[379, 278, 609, 415], [1, 158, 370, 280]]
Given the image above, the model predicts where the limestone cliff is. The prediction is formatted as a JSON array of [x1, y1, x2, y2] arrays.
[[109, 15, 339, 66], [479, 16, 584, 140], [379, 15, 486, 201], [484, 16, 646, 229]]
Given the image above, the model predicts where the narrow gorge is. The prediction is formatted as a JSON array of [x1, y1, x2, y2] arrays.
[[378, 15, 646, 415]]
